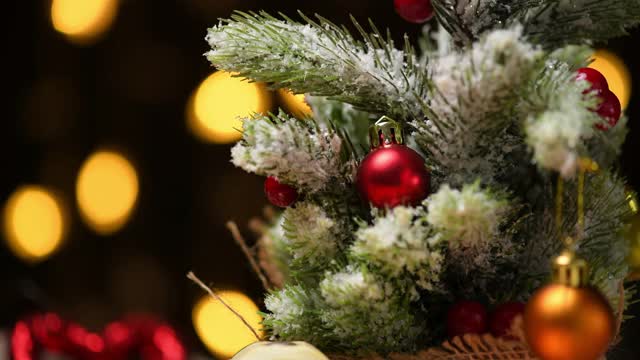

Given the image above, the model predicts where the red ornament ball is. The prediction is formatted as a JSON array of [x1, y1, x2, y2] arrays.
[[576, 67, 609, 93], [357, 144, 430, 208], [595, 90, 622, 131], [489, 302, 525, 337], [446, 300, 488, 338], [264, 176, 298, 207], [394, 0, 434, 24]]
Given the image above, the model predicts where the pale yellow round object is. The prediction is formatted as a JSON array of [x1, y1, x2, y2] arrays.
[[232, 341, 329, 360]]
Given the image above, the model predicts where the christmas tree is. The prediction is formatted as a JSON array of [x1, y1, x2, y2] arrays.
[[202, 0, 640, 358]]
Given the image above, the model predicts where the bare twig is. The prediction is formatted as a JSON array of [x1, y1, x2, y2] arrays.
[[227, 221, 272, 290], [187, 271, 261, 341], [613, 282, 625, 344]]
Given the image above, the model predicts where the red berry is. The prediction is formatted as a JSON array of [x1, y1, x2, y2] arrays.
[[489, 302, 525, 337], [576, 67, 609, 93], [595, 90, 622, 131], [446, 301, 488, 338], [264, 177, 298, 207], [394, 0, 434, 24]]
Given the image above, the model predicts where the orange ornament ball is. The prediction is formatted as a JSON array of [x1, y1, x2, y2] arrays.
[[523, 284, 614, 360]]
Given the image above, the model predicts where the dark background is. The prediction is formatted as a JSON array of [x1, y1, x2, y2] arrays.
[[3, 1, 640, 359]]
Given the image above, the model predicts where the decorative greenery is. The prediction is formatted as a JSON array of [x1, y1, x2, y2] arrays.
[[207, 2, 640, 356]]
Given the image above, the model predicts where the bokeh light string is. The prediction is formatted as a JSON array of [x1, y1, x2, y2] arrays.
[[3, 186, 68, 263], [76, 150, 139, 235], [51, 0, 119, 44], [187, 71, 271, 144]]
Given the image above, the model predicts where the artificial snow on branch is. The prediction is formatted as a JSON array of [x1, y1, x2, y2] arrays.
[[319, 266, 422, 353], [521, 60, 602, 177], [432, 0, 640, 47], [231, 111, 355, 193], [351, 206, 445, 293], [282, 201, 346, 277], [427, 182, 513, 272], [413, 26, 541, 185], [206, 11, 430, 120]]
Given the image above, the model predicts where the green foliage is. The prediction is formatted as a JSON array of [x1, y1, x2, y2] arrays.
[[432, 0, 640, 47], [206, 11, 430, 120], [208, 2, 640, 355]]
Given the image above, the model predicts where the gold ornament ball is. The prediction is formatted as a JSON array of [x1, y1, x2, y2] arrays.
[[231, 341, 329, 360], [524, 284, 615, 360]]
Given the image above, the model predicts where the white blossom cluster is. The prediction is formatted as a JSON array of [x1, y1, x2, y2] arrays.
[[230, 113, 355, 193], [319, 266, 420, 352], [427, 183, 511, 270], [263, 285, 326, 344], [282, 201, 342, 269], [523, 63, 601, 178], [351, 206, 445, 292], [413, 26, 542, 185], [429, 26, 541, 125]]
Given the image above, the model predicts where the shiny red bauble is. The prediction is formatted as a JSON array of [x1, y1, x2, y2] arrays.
[[394, 0, 434, 23], [489, 302, 525, 337], [576, 67, 609, 93], [356, 144, 430, 208], [264, 176, 298, 208], [446, 300, 488, 338], [595, 90, 622, 130]]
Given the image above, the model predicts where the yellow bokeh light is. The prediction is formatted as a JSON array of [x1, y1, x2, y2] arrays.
[[192, 291, 263, 358], [187, 71, 271, 144], [76, 150, 139, 235], [279, 89, 313, 118], [589, 49, 631, 110], [3, 186, 67, 263], [51, 0, 119, 44]]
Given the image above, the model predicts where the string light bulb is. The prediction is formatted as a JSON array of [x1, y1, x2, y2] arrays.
[[51, 0, 119, 44], [3, 186, 67, 263], [187, 71, 271, 144]]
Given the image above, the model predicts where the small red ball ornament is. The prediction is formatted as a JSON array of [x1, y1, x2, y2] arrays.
[[264, 176, 298, 207], [394, 0, 434, 24], [356, 116, 430, 209], [576, 67, 622, 131], [576, 67, 609, 93], [446, 300, 488, 338], [489, 302, 525, 337], [595, 90, 622, 130]]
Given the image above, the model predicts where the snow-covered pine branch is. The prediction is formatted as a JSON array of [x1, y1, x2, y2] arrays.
[[281, 201, 346, 278], [206, 11, 430, 120], [427, 183, 514, 271], [263, 284, 332, 347], [521, 60, 603, 177], [231, 111, 356, 193], [319, 266, 422, 353], [412, 26, 541, 185], [432, 0, 640, 47], [351, 206, 445, 294]]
